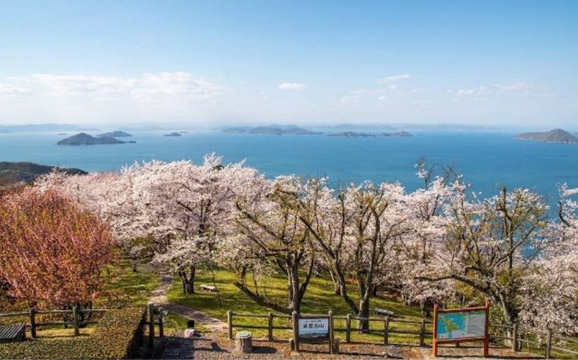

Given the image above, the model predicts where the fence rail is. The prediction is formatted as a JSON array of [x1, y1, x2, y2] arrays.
[[0, 306, 109, 337], [228, 310, 578, 359], [227, 310, 431, 347], [489, 323, 578, 359]]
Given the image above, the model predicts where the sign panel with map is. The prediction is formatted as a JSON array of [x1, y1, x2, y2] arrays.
[[432, 300, 491, 357], [436, 310, 486, 340]]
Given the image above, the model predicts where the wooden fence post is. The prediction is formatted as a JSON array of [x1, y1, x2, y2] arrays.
[[29, 308, 36, 338], [72, 306, 80, 336], [267, 312, 273, 341], [345, 314, 351, 343], [148, 302, 155, 348], [511, 323, 518, 352], [419, 318, 426, 347], [227, 310, 233, 340], [546, 329, 552, 359], [291, 311, 299, 352], [158, 307, 164, 338], [432, 304, 439, 357], [328, 310, 335, 354], [383, 315, 390, 345]]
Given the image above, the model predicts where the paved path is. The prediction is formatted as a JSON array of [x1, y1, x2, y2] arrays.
[[149, 271, 230, 359], [149, 271, 228, 334]]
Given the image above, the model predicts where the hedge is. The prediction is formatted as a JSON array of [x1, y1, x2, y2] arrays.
[[0, 307, 146, 359]]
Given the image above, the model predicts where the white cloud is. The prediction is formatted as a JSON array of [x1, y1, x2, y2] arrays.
[[340, 85, 416, 103], [278, 82, 306, 91], [378, 74, 411, 84], [1, 72, 223, 102], [495, 82, 534, 91], [450, 86, 490, 97], [0, 72, 225, 124], [450, 82, 537, 97], [0, 82, 30, 98]]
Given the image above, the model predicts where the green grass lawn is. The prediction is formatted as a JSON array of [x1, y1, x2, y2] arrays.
[[166, 268, 431, 345], [100, 259, 160, 307]]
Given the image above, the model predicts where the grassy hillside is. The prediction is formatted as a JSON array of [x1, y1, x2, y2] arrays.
[[167, 268, 431, 344]]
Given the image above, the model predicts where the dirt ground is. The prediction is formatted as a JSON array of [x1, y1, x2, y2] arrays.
[[186, 336, 543, 359]]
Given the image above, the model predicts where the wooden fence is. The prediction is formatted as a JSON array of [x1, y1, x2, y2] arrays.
[[146, 302, 166, 348], [227, 311, 292, 341], [0, 302, 165, 344], [491, 323, 578, 359], [228, 311, 578, 358], [227, 310, 431, 346], [336, 314, 430, 346], [0, 307, 108, 337]]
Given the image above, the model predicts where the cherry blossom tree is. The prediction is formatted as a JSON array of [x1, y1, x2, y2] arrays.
[[393, 162, 460, 315], [139, 154, 264, 293], [0, 188, 115, 310], [284, 177, 411, 329], [40, 154, 265, 294], [233, 175, 316, 314], [418, 186, 548, 326], [518, 185, 578, 334]]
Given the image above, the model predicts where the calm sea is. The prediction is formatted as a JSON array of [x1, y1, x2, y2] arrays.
[[2, 130, 577, 202]]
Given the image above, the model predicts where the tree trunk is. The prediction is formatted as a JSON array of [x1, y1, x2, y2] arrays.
[[132, 258, 138, 273], [328, 268, 340, 295], [178, 266, 196, 294], [289, 264, 302, 313], [357, 297, 370, 332]]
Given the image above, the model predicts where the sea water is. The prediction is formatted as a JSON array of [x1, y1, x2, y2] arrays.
[[1, 130, 577, 202]]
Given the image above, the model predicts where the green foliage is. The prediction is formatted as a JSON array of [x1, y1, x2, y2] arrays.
[[0, 307, 145, 359]]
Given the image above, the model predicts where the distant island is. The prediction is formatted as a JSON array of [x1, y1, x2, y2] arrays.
[[0, 162, 86, 186], [316, 123, 394, 131], [327, 131, 412, 138], [516, 129, 578, 144], [57, 132, 135, 145], [223, 125, 321, 135], [164, 132, 183, 137], [98, 130, 132, 138]]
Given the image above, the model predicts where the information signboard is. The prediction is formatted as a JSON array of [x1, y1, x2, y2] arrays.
[[291, 311, 335, 354], [298, 318, 329, 339], [436, 310, 486, 340], [432, 300, 491, 357]]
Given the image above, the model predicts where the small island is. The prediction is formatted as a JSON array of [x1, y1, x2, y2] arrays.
[[223, 125, 322, 136], [327, 131, 412, 138], [164, 132, 183, 137], [57, 132, 128, 146], [98, 130, 132, 138], [516, 129, 578, 144]]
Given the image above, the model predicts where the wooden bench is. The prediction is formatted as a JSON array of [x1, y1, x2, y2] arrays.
[[374, 308, 395, 317], [0, 324, 26, 343], [200, 284, 218, 292]]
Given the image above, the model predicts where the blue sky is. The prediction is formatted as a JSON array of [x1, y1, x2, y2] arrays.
[[0, 0, 577, 127]]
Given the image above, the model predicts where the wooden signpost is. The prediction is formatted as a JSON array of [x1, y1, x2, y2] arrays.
[[432, 300, 491, 357], [291, 311, 335, 354]]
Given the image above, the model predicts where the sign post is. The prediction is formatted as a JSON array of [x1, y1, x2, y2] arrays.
[[432, 300, 491, 357], [292, 311, 335, 354]]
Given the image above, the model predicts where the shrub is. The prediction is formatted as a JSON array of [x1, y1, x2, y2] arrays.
[[0, 307, 146, 359], [0, 188, 115, 309]]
